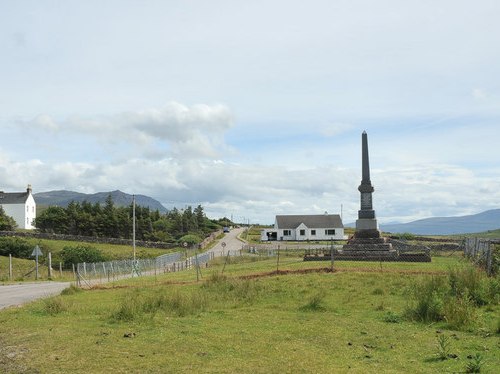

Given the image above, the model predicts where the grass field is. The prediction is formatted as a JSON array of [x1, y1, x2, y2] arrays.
[[0, 255, 499, 373]]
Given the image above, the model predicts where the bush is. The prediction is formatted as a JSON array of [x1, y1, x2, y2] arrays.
[[42, 296, 68, 315], [0, 206, 17, 231], [405, 276, 446, 323], [443, 292, 477, 330], [448, 265, 488, 306], [60, 245, 107, 266], [179, 234, 202, 246], [0, 237, 33, 259]]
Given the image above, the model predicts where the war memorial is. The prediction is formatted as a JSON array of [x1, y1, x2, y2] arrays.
[[305, 131, 430, 262]]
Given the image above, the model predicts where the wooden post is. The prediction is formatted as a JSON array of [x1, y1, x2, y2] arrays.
[[72, 263, 76, 281], [48, 252, 53, 279], [59, 262, 63, 278], [276, 245, 280, 272], [9, 254, 13, 281]]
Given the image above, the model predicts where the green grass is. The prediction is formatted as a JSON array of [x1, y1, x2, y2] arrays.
[[1, 257, 499, 373], [23, 238, 178, 262], [0, 255, 57, 282]]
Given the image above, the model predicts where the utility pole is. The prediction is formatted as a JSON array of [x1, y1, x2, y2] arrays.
[[132, 194, 136, 262]]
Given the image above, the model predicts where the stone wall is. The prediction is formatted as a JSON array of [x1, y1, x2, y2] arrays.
[[0, 230, 177, 249]]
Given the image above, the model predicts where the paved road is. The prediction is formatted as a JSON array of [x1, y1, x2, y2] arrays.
[[0, 282, 70, 310], [207, 227, 247, 256]]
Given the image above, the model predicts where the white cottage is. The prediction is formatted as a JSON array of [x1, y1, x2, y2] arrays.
[[0, 185, 37, 230], [261, 214, 344, 241]]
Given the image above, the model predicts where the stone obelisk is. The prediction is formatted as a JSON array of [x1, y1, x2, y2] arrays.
[[355, 131, 380, 239]]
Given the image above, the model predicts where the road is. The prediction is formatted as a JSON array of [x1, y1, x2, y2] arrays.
[[0, 282, 70, 310], [207, 227, 247, 256], [0, 228, 245, 309]]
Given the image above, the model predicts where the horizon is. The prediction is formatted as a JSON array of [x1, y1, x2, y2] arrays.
[[30, 188, 500, 226], [2, 1, 500, 224]]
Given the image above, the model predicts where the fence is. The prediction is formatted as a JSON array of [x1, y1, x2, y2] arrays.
[[463, 237, 498, 276], [75, 251, 216, 287]]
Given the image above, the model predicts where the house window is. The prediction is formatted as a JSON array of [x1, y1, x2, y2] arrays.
[[300, 229, 305, 236], [283, 230, 291, 236], [27, 206, 29, 212], [325, 229, 335, 236], [32, 207, 35, 213], [311, 230, 316, 236]]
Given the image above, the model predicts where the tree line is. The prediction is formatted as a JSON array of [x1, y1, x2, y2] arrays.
[[34, 195, 232, 244]]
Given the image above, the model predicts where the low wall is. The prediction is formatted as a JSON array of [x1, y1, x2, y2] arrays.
[[0, 230, 177, 249]]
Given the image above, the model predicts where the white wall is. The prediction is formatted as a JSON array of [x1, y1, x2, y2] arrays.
[[1, 194, 36, 230], [277, 226, 344, 241]]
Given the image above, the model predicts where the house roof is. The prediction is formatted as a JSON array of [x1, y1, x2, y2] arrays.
[[275, 214, 343, 229], [0, 191, 30, 205]]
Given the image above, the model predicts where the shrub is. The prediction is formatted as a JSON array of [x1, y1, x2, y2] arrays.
[[0, 206, 17, 231], [0, 237, 33, 259], [435, 334, 452, 360], [443, 292, 477, 330], [448, 265, 488, 306], [61, 284, 82, 296], [60, 245, 107, 266], [42, 296, 68, 315], [465, 353, 484, 373], [178, 234, 202, 246], [405, 276, 447, 323]]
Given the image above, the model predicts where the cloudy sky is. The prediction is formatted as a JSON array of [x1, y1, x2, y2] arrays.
[[1, 0, 500, 224]]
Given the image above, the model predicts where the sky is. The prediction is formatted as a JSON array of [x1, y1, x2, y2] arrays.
[[1, 0, 500, 225]]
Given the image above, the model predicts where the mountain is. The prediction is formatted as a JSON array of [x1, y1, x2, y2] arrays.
[[33, 190, 168, 213], [380, 209, 500, 235]]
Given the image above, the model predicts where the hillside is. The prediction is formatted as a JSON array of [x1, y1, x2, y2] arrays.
[[33, 190, 167, 213], [380, 209, 500, 235]]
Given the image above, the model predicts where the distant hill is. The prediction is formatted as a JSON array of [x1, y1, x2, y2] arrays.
[[33, 190, 168, 213], [380, 209, 500, 235]]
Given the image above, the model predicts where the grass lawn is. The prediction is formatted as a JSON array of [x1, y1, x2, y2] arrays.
[[22, 238, 178, 262], [0, 256, 499, 373], [0, 256, 55, 283]]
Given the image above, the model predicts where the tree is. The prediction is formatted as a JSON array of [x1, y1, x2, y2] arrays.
[[35, 206, 68, 233], [59, 245, 107, 266], [0, 206, 17, 231]]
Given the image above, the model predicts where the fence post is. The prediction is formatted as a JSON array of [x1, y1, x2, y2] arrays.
[[48, 252, 52, 279], [486, 242, 493, 276], [330, 246, 334, 272], [72, 263, 76, 282], [59, 262, 63, 278], [9, 254, 13, 281], [276, 245, 280, 272]]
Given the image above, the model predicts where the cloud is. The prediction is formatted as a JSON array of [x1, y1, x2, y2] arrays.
[[319, 122, 354, 137], [26, 102, 233, 159], [472, 88, 487, 100]]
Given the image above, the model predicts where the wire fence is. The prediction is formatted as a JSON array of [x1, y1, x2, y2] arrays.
[[462, 237, 498, 276], [72, 236, 499, 287], [75, 251, 216, 287]]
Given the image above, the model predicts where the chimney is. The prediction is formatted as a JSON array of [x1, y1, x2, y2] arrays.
[[27, 184, 32, 194]]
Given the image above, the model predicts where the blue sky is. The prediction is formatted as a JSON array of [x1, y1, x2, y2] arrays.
[[1, 0, 500, 224]]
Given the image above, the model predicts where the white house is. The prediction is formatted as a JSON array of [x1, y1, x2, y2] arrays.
[[261, 214, 344, 241], [0, 185, 37, 230]]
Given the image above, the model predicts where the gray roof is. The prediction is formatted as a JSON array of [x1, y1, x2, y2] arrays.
[[276, 214, 343, 229], [0, 191, 30, 204]]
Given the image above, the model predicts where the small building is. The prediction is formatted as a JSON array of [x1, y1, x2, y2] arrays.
[[0, 185, 37, 230], [261, 214, 344, 241]]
